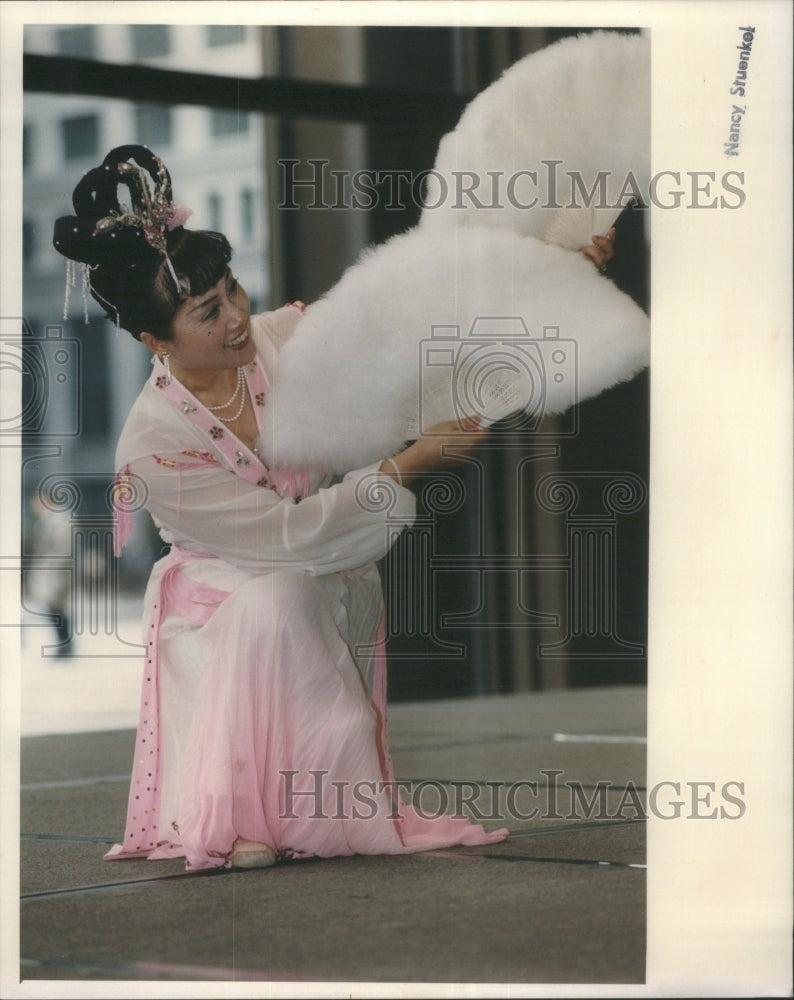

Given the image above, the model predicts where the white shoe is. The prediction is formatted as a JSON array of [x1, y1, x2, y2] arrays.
[[231, 838, 277, 869]]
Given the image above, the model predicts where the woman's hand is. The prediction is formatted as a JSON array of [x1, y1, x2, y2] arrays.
[[379, 416, 490, 485], [579, 227, 617, 271]]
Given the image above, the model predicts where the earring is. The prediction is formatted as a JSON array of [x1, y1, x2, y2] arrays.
[[162, 351, 172, 384]]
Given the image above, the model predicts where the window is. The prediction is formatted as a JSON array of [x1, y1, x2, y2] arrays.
[[61, 114, 99, 161], [23, 219, 36, 263], [131, 25, 171, 59], [240, 188, 255, 238], [23, 124, 33, 169], [207, 193, 222, 232], [206, 26, 246, 47], [69, 320, 110, 444], [55, 26, 95, 58], [134, 105, 173, 148], [210, 109, 250, 138]]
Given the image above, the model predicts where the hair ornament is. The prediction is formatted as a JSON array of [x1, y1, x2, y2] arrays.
[[166, 203, 194, 231], [62, 258, 93, 325], [91, 152, 188, 291], [63, 258, 75, 321], [53, 145, 229, 339], [53, 145, 192, 321], [88, 281, 122, 335]]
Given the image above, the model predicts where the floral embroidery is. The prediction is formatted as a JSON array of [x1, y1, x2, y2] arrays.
[[209, 426, 224, 440], [235, 451, 251, 467], [256, 476, 270, 488], [255, 392, 265, 407], [153, 451, 219, 472], [155, 375, 168, 389], [181, 399, 197, 414]]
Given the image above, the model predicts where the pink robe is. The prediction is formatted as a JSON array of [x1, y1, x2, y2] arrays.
[[106, 304, 507, 870]]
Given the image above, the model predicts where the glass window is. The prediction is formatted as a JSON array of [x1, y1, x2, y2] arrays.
[[210, 109, 250, 138], [23, 219, 36, 263], [206, 26, 247, 47], [131, 24, 171, 59], [61, 114, 99, 161], [134, 105, 173, 148], [55, 26, 96, 59], [207, 193, 222, 232], [69, 320, 110, 444], [23, 124, 33, 169], [240, 188, 255, 238]]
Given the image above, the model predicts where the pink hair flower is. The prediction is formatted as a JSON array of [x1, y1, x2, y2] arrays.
[[166, 203, 194, 231]]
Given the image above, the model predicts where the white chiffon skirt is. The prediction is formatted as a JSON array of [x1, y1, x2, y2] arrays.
[[106, 547, 507, 870]]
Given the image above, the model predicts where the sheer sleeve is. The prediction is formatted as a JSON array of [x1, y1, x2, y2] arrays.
[[130, 453, 416, 575], [255, 302, 306, 352]]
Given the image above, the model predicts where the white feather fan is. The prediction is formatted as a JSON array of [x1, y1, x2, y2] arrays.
[[260, 225, 648, 474], [259, 31, 650, 476], [420, 30, 650, 248]]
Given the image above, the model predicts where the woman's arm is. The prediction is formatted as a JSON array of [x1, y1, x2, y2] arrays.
[[130, 418, 488, 575], [129, 453, 417, 575], [378, 416, 490, 485]]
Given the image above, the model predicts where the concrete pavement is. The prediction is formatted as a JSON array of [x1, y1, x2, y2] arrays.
[[18, 684, 647, 988]]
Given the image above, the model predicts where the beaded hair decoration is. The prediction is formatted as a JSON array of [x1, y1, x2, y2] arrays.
[[53, 144, 193, 328]]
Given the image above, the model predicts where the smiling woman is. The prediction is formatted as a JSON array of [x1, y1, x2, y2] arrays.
[[52, 144, 506, 871], [139, 271, 261, 451]]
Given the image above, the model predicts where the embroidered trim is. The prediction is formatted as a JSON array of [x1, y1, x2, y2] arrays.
[[148, 345, 311, 499], [103, 547, 231, 866], [153, 452, 219, 471]]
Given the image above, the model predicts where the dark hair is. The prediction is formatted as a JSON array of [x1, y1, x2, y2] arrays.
[[88, 227, 233, 341], [53, 144, 233, 341]]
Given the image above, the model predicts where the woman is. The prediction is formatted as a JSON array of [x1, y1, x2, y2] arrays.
[[53, 145, 522, 871]]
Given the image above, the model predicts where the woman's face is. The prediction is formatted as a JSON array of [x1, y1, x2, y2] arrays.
[[164, 269, 255, 372]]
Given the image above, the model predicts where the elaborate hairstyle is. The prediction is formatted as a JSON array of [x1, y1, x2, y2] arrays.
[[52, 144, 232, 340]]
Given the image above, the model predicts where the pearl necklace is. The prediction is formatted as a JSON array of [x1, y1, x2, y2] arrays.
[[206, 367, 246, 423]]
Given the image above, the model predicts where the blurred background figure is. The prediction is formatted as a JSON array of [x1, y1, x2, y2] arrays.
[[23, 489, 74, 656]]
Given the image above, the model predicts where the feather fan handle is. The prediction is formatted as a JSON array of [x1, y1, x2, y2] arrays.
[[541, 204, 625, 252]]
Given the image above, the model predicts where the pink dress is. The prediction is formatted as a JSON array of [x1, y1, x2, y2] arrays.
[[106, 304, 507, 870]]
